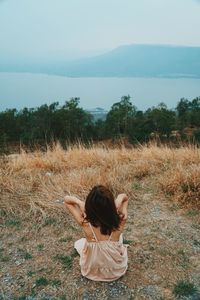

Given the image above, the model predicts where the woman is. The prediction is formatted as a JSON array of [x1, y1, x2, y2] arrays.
[[64, 185, 128, 282]]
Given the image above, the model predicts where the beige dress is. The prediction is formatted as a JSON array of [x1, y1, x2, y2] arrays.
[[74, 223, 128, 282]]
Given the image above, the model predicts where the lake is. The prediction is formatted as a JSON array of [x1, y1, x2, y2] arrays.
[[0, 72, 200, 112]]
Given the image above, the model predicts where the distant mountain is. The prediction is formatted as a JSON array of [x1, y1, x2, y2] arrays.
[[1, 44, 200, 78]]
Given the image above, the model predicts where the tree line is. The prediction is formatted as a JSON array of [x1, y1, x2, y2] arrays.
[[0, 96, 200, 151]]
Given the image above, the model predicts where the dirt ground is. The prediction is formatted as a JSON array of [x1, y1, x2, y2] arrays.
[[1, 176, 200, 300]]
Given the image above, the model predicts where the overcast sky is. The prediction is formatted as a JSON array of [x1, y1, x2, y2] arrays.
[[0, 0, 200, 62]]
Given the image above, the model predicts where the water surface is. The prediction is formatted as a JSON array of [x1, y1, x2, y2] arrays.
[[0, 72, 199, 111]]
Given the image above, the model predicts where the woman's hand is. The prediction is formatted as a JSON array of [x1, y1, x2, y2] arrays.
[[115, 193, 128, 221], [115, 193, 128, 209]]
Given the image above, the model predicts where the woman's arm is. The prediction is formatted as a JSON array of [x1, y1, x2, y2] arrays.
[[115, 193, 129, 220], [64, 196, 85, 225]]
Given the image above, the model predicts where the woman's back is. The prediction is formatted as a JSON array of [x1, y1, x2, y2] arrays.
[[75, 222, 128, 282], [83, 221, 122, 242]]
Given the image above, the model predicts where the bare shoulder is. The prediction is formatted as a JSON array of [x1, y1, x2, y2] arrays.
[[81, 221, 94, 240]]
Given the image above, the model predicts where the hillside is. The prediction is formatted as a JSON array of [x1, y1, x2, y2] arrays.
[[0, 143, 200, 299], [51, 44, 200, 78], [1, 44, 200, 78]]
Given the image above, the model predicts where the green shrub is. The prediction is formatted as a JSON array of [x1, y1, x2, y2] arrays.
[[173, 280, 197, 297], [35, 277, 49, 287]]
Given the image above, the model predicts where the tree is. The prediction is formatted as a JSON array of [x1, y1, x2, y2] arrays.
[[93, 119, 106, 140], [128, 110, 153, 143], [190, 97, 200, 127], [0, 109, 19, 142], [144, 103, 176, 136], [176, 98, 191, 129], [60, 98, 93, 141], [105, 95, 136, 138]]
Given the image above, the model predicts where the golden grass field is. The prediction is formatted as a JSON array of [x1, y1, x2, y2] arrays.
[[0, 143, 200, 299]]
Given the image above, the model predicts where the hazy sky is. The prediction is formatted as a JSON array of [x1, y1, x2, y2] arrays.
[[0, 0, 200, 62]]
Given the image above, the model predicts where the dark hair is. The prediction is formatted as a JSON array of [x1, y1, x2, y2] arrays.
[[85, 185, 120, 235]]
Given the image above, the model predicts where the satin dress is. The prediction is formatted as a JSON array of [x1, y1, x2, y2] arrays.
[[74, 223, 128, 282]]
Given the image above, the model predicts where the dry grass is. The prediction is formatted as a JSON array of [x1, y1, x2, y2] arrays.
[[160, 164, 200, 208], [0, 142, 200, 218]]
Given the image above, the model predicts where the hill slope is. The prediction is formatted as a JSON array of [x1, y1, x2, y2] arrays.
[[50, 44, 200, 78], [1, 44, 200, 78], [1, 144, 200, 299]]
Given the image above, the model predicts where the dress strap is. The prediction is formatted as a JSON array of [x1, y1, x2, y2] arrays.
[[108, 232, 113, 241], [88, 223, 98, 242]]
